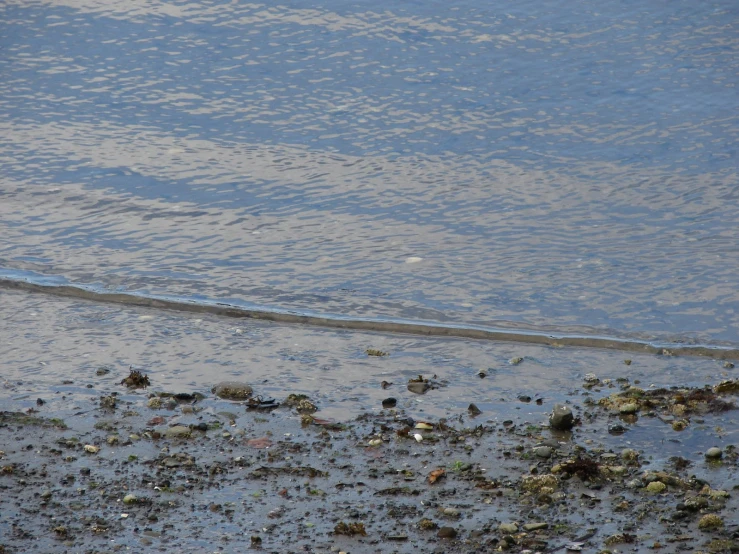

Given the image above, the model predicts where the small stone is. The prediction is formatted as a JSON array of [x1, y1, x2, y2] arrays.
[[533, 446, 552, 459], [705, 447, 723, 460], [123, 494, 137, 504], [509, 357, 524, 365], [211, 381, 253, 400], [698, 514, 723, 530], [549, 404, 574, 430], [584, 373, 598, 383], [723, 361, 735, 369], [468, 403, 482, 416], [498, 522, 518, 534], [147, 397, 164, 409], [621, 448, 639, 461], [407, 381, 430, 395], [106, 436, 119, 445], [164, 425, 191, 439], [84, 445, 99, 454], [522, 522, 548, 532], [713, 379, 739, 393], [437, 526, 457, 539], [619, 403, 638, 414], [442, 507, 459, 517], [381, 398, 397, 408], [646, 481, 666, 493]]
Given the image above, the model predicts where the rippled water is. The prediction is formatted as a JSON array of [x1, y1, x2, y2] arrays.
[[1, 0, 738, 344]]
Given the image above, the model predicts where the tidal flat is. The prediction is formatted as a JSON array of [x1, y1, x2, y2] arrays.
[[1, 290, 738, 553]]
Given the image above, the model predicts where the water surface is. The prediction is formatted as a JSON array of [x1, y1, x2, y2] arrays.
[[1, 0, 738, 344]]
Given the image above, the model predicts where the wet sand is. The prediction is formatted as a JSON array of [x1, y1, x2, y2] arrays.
[[1, 290, 738, 553]]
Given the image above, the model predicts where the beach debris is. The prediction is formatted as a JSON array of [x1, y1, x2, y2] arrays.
[[427, 468, 445, 484], [246, 396, 279, 411], [381, 380, 393, 389], [121, 367, 150, 389], [366, 348, 388, 357]]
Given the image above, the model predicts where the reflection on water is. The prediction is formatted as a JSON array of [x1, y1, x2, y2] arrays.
[[0, 0, 737, 343]]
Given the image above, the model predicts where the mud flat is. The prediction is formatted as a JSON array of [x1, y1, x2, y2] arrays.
[[1, 290, 738, 553]]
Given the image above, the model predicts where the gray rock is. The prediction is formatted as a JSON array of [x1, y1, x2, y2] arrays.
[[549, 404, 574, 430], [211, 381, 253, 400], [498, 522, 518, 534], [705, 447, 723, 460], [533, 446, 553, 459], [437, 526, 457, 539], [522, 522, 548, 531], [164, 425, 192, 439], [407, 381, 430, 395]]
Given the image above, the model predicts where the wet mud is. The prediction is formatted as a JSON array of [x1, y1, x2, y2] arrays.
[[1, 292, 739, 553]]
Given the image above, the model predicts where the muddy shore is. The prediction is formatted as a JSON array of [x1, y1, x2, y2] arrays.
[[1, 291, 738, 553]]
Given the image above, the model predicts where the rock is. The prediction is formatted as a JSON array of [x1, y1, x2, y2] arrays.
[[381, 398, 397, 408], [437, 526, 457, 539], [698, 514, 723, 530], [533, 446, 552, 459], [549, 404, 574, 430], [621, 448, 639, 461], [84, 445, 99, 453], [713, 380, 739, 394], [645, 481, 666, 493], [164, 425, 192, 439], [211, 381, 253, 400], [442, 507, 459, 517], [407, 381, 430, 395], [498, 522, 518, 534], [123, 494, 137, 504], [522, 522, 548, 531], [619, 403, 638, 414], [705, 447, 723, 460], [147, 397, 164, 409], [468, 403, 482, 416]]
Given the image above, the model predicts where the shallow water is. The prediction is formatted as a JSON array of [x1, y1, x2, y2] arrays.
[[1, 0, 738, 345]]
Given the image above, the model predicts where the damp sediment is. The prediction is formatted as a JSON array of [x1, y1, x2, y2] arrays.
[[1, 273, 737, 361]]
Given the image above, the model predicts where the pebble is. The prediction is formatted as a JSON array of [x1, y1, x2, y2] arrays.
[[437, 526, 457, 539], [211, 381, 253, 400], [164, 425, 192, 439], [646, 481, 666, 493], [533, 446, 552, 459], [442, 507, 459, 517], [619, 403, 638, 414], [407, 381, 430, 395], [381, 398, 397, 408], [123, 494, 137, 504], [498, 522, 518, 534], [705, 447, 722, 460], [621, 448, 639, 461], [549, 404, 574, 431], [697, 514, 723, 530], [522, 522, 548, 531]]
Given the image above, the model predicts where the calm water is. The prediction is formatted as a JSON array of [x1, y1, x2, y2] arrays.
[[1, 0, 738, 344]]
